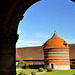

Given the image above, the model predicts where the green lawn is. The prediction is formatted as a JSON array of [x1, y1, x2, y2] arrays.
[[16, 69, 75, 75], [16, 69, 38, 75], [39, 70, 75, 75]]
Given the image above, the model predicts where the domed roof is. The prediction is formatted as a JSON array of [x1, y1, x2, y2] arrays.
[[44, 32, 69, 49]]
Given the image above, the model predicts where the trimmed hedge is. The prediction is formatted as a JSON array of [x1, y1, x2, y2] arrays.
[[20, 71, 26, 75], [47, 68, 53, 72], [31, 71, 36, 75], [38, 67, 44, 72], [70, 64, 75, 69]]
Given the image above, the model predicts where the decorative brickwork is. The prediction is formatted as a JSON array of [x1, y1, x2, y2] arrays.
[[43, 32, 70, 70], [16, 44, 75, 67]]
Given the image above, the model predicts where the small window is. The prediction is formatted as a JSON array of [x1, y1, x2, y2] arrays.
[[63, 41, 67, 47], [63, 43, 67, 47]]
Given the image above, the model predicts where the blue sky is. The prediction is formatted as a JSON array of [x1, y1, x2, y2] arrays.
[[16, 0, 75, 48]]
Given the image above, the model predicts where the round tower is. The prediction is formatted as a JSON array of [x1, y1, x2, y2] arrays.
[[43, 32, 70, 70]]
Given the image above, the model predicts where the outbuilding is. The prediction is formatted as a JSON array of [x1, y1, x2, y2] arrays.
[[43, 32, 70, 70]]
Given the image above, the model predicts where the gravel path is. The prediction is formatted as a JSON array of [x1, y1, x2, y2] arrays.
[[30, 71, 46, 75], [16, 68, 23, 70], [36, 71, 46, 74]]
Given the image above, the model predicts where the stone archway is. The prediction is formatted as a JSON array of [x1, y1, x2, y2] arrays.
[[0, 0, 40, 75], [0, 0, 75, 75]]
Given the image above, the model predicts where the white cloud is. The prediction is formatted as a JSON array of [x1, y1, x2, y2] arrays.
[[16, 38, 75, 48], [16, 43, 42, 48], [24, 43, 42, 47], [16, 40, 42, 48], [36, 33, 51, 38], [17, 40, 39, 43], [16, 32, 45, 48], [18, 30, 27, 36], [65, 39, 75, 44]]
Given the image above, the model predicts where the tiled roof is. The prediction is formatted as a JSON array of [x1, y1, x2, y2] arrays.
[[16, 46, 44, 60], [16, 48, 20, 59], [69, 44, 75, 59], [16, 44, 75, 60], [44, 32, 69, 49]]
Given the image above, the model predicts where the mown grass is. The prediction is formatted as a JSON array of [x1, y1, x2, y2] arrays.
[[16, 69, 75, 75], [39, 69, 75, 75], [16, 69, 38, 75]]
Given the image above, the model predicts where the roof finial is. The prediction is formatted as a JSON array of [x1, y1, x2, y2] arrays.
[[54, 30, 56, 33]]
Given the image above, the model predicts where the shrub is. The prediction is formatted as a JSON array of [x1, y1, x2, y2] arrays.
[[70, 64, 75, 69], [25, 64, 30, 69], [20, 71, 26, 75], [31, 71, 36, 75], [16, 64, 19, 68], [22, 64, 30, 69], [47, 68, 53, 72], [17, 61, 29, 69], [38, 67, 44, 72], [18, 61, 27, 68]]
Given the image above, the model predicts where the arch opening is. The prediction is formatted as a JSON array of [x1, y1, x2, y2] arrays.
[[16, 0, 75, 71]]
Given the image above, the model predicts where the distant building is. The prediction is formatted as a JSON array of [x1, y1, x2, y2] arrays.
[[43, 32, 70, 70], [16, 33, 75, 69], [16, 46, 44, 68]]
